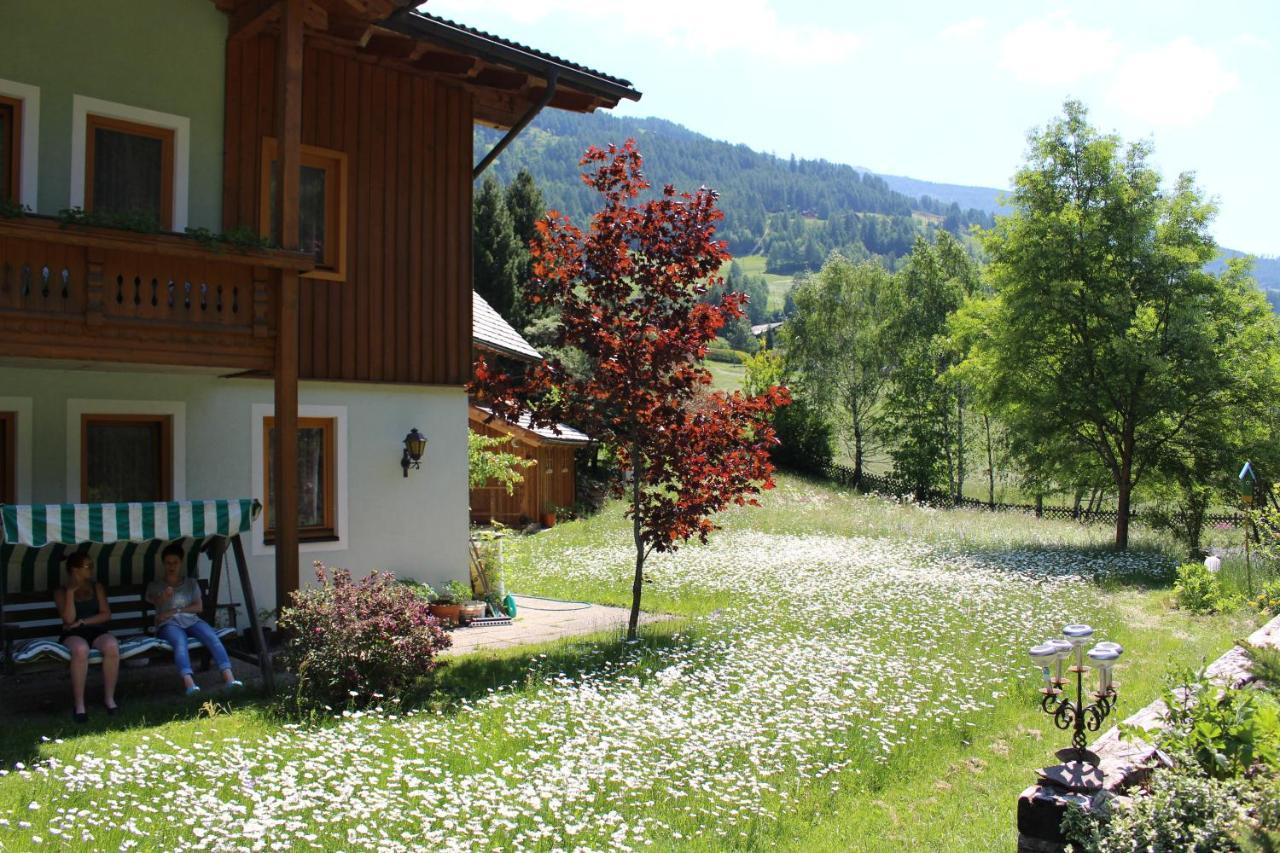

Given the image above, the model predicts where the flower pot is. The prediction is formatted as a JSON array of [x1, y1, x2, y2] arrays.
[[540, 512, 556, 528], [459, 601, 486, 625], [429, 602, 462, 626]]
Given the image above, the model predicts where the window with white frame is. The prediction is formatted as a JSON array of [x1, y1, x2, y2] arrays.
[[0, 78, 39, 209], [70, 95, 189, 231]]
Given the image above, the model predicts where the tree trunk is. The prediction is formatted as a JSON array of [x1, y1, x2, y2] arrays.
[[1115, 479, 1132, 550], [852, 420, 864, 489], [983, 413, 995, 509], [954, 394, 966, 503], [1114, 428, 1135, 551], [627, 448, 645, 640]]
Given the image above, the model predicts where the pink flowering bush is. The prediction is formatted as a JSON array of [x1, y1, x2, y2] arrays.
[[279, 562, 451, 707]]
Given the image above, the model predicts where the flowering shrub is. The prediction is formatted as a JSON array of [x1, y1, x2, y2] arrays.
[[1255, 579, 1280, 616], [279, 563, 451, 707]]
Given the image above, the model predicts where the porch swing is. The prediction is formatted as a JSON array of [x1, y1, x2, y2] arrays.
[[0, 499, 274, 691]]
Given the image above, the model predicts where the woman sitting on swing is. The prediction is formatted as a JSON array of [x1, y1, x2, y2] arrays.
[[146, 542, 243, 695], [54, 552, 120, 722]]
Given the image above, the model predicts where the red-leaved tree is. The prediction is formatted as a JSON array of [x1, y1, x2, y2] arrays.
[[472, 140, 788, 639]]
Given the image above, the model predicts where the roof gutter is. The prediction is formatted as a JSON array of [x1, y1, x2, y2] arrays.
[[383, 12, 638, 104], [473, 69, 558, 179]]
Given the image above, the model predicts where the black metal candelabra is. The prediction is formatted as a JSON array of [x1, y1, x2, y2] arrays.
[[1029, 627, 1123, 792], [1040, 662, 1117, 757]]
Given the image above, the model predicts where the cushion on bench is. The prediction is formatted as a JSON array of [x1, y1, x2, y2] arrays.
[[6, 626, 238, 666], [8, 634, 159, 665]]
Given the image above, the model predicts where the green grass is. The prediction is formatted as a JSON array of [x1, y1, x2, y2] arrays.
[[706, 358, 748, 392], [733, 254, 795, 313], [0, 473, 1265, 850]]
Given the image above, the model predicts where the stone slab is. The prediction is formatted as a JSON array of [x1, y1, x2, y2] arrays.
[[445, 595, 670, 656]]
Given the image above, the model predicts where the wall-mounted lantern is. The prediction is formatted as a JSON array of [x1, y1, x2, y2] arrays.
[[401, 428, 427, 477]]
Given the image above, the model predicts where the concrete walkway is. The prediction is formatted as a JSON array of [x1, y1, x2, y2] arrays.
[[446, 594, 664, 654]]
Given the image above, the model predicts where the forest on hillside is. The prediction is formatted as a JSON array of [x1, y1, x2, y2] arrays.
[[478, 110, 1280, 292], [476, 111, 994, 273]]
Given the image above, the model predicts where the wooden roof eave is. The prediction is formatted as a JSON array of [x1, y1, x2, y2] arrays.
[[468, 406, 594, 449], [473, 339, 541, 366]]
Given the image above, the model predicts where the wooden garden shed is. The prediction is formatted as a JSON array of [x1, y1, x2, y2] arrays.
[[469, 292, 592, 525], [468, 406, 591, 526]]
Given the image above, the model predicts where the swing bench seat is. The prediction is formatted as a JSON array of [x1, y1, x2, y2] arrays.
[[0, 500, 273, 688], [2, 580, 238, 671]]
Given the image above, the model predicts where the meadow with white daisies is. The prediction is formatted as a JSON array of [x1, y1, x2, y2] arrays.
[[0, 475, 1258, 850]]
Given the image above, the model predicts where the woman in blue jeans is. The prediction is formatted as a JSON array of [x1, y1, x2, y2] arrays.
[[147, 543, 242, 695]]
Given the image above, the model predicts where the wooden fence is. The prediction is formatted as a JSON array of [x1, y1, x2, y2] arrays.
[[826, 464, 1246, 529]]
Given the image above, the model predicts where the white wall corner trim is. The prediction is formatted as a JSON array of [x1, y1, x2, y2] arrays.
[[0, 78, 40, 210], [69, 95, 191, 230], [65, 399, 187, 503], [0, 396, 34, 503], [250, 404, 349, 557]]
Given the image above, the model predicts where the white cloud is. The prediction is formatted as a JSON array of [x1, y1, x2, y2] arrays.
[[429, 0, 862, 64], [939, 17, 987, 42], [999, 12, 1120, 84], [1105, 38, 1238, 127]]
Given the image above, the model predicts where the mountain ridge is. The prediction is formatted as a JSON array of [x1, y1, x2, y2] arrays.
[[478, 111, 1279, 289]]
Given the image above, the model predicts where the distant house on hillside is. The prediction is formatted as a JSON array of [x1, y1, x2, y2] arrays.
[[751, 321, 784, 338], [470, 293, 592, 526]]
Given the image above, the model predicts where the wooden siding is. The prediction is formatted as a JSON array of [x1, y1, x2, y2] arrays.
[[469, 418, 578, 526], [223, 36, 473, 386]]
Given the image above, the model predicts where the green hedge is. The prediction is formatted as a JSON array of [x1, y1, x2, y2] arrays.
[[705, 347, 749, 364]]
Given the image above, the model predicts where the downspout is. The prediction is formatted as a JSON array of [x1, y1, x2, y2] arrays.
[[473, 69, 559, 178]]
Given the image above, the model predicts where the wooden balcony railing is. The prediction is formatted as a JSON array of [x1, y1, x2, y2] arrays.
[[0, 215, 312, 372]]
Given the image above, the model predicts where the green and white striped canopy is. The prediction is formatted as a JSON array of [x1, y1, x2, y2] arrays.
[[1, 500, 260, 595], [1, 499, 258, 548]]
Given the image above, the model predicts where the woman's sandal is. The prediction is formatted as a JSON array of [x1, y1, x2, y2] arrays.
[[72, 710, 88, 724]]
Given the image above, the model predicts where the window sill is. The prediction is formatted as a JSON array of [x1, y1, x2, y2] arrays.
[[264, 531, 339, 546]]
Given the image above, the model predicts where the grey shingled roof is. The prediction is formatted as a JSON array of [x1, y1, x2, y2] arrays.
[[473, 405, 593, 446], [751, 321, 785, 337], [472, 291, 542, 362]]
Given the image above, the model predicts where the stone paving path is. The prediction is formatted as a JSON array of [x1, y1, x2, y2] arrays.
[[445, 594, 666, 655]]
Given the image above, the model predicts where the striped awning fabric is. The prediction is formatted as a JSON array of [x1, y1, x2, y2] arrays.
[[1, 500, 259, 548]]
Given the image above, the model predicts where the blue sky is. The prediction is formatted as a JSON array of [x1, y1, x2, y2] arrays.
[[429, 0, 1279, 256]]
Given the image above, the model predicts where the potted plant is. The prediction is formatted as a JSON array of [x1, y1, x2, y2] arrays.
[[445, 579, 485, 625], [429, 580, 464, 627]]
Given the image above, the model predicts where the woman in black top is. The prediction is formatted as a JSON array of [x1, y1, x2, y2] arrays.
[[53, 553, 120, 722]]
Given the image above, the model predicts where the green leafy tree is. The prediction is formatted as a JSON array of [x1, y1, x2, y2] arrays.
[[878, 232, 978, 499], [961, 101, 1280, 549], [784, 253, 893, 485], [473, 174, 522, 326], [742, 348, 832, 475], [468, 431, 534, 495], [723, 261, 771, 325]]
